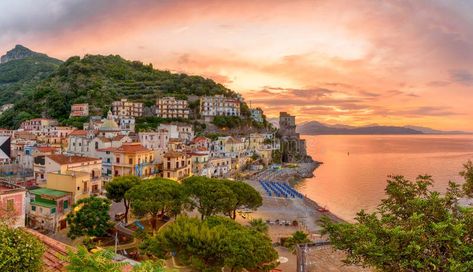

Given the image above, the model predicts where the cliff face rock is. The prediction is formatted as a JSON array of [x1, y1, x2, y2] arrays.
[[0, 45, 45, 63]]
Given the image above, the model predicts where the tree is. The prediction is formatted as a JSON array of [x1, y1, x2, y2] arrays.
[[461, 160, 473, 197], [141, 215, 278, 272], [126, 178, 184, 231], [63, 246, 124, 272], [105, 175, 141, 223], [321, 170, 473, 272], [66, 197, 113, 239], [182, 176, 237, 220], [132, 260, 168, 272], [0, 224, 44, 272], [283, 231, 311, 254], [222, 180, 263, 220], [249, 218, 269, 234]]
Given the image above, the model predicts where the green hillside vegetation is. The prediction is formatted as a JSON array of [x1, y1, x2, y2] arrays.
[[0, 54, 243, 128], [0, 54, 62, 105]]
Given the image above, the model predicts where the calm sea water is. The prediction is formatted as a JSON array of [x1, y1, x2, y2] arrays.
[[295, 135, 473, 222]]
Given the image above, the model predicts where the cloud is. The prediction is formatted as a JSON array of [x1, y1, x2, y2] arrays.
[[449, 69, 473, 86]]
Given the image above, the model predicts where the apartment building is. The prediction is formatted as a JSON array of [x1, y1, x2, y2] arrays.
[[250, 108, 264, 123], [70, 103, 89, 117], [0, 181, 26, 228], [112, 99, 143, 117], [162, 151, 192, 181], [20, 118, 58, 131], [111, 142, 155, 178], [157, 123, 194, 143], [155, 97, 190, 119], [28, 188, 72, 232], [200, 95, 241, 122]]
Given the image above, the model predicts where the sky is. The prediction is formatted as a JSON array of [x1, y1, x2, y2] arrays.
[[1, 0, 473, 130]]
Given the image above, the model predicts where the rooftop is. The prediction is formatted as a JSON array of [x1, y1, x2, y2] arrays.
[[30, 188, 69, 197], [69, 130, 88, 136], [164, 150, 186, 158], [47, 154, 101, 165], [113, 142, 150, 153]]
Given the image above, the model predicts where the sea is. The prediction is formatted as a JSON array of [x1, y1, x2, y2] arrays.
[[295, 135, 473, 222]]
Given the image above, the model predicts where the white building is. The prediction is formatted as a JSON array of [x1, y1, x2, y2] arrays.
[[112, 99, 143, 117], [155, 97, 190, 119], [157, 123, 194, 143], [200, 95, 240, 122], [250, 108, 264, 123]]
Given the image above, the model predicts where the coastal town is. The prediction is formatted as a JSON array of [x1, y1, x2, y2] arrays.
[[0, 94, 346, 271]]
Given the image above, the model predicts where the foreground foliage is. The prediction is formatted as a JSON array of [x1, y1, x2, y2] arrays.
[[63, 246, 167, 272], [283, 230, 311, 254], [322, 160, 473, 272], [66, 197, 113, 239], [0, 224, 44, 272], [141, 216, 279, 272]]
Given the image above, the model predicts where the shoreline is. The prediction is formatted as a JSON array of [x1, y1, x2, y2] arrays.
[[246, 161, 346, 234]]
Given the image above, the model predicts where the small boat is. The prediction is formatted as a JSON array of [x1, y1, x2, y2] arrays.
[[317, 206, 330, 213]]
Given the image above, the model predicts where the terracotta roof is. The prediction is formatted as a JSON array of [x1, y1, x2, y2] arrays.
[[112, 135, 126, 141], [96, 137, 112, 143], [113, 143, 150, 153], [36, 146, 59, 153], [23, 228, 70, 271], [47, 154, 101, 165], [192, 136, 209, 143], [164, 150, 186, 158], [24, 228, 134, 272], [69, 130, 88, 136]]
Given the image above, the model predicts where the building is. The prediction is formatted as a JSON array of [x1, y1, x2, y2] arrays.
[[0, 181, 26, 228], [20, 118, 58, 131], [278, 112, 307, 162], [191, 136, 211, 150], [157, 123, 194, 143], [70, 103, 89, 117], [162, 151, 192, 181], [200, 95, 241, 122], [112, 99, 143, 117], [67, 130, 91, 155], [28, 188, 72, 232], [46, 170, 101, 203], [155, 97, 190, 119], [111, 142, 156, 178], [250, 108, 264, 123]]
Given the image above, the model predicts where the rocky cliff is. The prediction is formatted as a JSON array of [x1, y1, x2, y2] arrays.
[[0, 44, 46, 63]]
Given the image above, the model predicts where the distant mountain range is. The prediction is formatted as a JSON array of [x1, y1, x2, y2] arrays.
[[294, 121, 470, 135]]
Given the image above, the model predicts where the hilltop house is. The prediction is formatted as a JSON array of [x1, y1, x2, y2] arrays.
[[155, 97, 190, 119], [112, 98, 143, 117], [200, 95, 240, 122]]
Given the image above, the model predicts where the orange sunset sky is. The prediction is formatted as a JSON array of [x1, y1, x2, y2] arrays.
[[1, 0, 473, 130]]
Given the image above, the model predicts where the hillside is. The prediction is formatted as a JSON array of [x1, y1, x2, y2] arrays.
[[297, 121, 471, 135], [0, 45, 62, 105], [0, 48, 243, 129], [297, 121, 423, 135]]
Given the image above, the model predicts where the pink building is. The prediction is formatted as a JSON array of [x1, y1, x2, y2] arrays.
[[70, 103, 89, 117], [0, 182, 26, 228], [20, 118, 58, 131]]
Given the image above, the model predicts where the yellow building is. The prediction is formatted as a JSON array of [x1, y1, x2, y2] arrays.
[[111, 142, 156, 178], [162, 151, 192, 181], [46, 171, 100, 203], [43, 154, 103, 203]]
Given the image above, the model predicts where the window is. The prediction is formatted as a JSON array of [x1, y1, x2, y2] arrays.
[[6, 199, 14, 211], [95, 142, 99, 149], [77, 186, 80, 191], [31, 205, 36, 211], [129, 158, 133, 165], [51, 207, 56, 214], [116, 157, 120, 163], [64, 200, 68, 209]]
